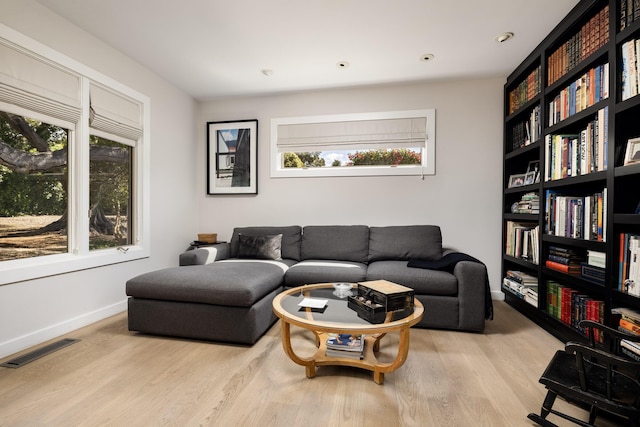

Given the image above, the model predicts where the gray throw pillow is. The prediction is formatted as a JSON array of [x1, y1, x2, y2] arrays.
[[237, 234, 283, 260]]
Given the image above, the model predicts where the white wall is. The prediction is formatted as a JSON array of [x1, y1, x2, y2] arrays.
[[0, 1, 199, 358], [198, 78, 505, 298]]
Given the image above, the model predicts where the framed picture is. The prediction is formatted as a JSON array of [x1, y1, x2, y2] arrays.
[[526, 160, 541, 183], [508, 173, 526, 188], [524, 171, 536, 185], [624, 137, 640, 166], [207, 119, 258, 195]]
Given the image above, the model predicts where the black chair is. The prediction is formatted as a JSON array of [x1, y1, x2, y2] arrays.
[[528, 320, 640, 427]]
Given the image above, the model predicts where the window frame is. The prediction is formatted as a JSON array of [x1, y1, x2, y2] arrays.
[[270, 109, 435, 178], [0, 24, 150, 286]]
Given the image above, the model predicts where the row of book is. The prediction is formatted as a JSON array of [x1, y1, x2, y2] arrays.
[[325, 333, 364, 359], [621, 37, 640, 101], [502, 270, 538, 307], [619, 233, 640, 297], [505, 221, 539, 264], [510, 105, 541, 150], [544, 189, 607, 242], [620, 0, 640, 31], [544, 107, 608, 181], [612, 306, 640, 362], [547, 281, 605, 343], [547, 5, 610, 86], [548, 63, 609, 127], [508, 65, 541, 115]]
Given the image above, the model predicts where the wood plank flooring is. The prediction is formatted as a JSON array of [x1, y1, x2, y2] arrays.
[[0, 302, 624, 426]]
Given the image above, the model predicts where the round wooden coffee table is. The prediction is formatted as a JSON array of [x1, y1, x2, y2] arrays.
[[272, 283, 424, 384]]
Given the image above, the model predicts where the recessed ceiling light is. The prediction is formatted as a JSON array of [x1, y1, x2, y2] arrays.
[[337, 61, 349, 69], [494, 32, 514, 43], [260, 68, 273, 76], [419, 54, 435, 62]]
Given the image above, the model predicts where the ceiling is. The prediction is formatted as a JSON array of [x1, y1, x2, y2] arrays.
[[36, 0, 580, 101]]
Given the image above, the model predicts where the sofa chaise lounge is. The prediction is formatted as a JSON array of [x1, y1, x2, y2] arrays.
[[126, 225, 489, 345]]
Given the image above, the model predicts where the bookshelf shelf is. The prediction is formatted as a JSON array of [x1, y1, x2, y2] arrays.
[[503, 0, 640, 344]]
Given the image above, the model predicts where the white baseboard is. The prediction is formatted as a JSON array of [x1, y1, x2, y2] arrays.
[[491, 290, 505, 301], [0, 300, 127, 360]]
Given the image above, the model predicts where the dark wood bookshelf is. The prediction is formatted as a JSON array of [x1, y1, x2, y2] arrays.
[[502, 0, 640, 343]]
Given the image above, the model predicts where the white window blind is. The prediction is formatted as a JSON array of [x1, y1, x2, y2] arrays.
[[0, 39, 81, 124], [89, 82, 142, 142], [276, 117, 427, 152]]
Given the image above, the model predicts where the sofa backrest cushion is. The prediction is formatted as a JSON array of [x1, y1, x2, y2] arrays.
[[368, 225, 442, 262], [230, 226, 302, 260], [301, 225, 370, 263]]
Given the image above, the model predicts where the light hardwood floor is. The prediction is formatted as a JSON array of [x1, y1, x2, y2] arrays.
[[0, 301, 623, 426]]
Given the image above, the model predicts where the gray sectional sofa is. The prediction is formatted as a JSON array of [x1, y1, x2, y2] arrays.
[[126, 225, 489, 345]]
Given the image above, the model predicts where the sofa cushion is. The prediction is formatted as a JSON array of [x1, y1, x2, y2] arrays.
[[126, 261, 287, 307], [366, 260, 457, 296], [301, 225, 369, 263], [284, 260, 367, 287], [368, 225, 442, 262], [237, 233, 282, 260], [230, 226, 302, 260]]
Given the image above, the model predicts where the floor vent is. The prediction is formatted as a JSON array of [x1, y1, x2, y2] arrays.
[[1, 338, 79, 369]]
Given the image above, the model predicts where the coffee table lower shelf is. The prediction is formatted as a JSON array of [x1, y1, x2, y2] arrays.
[[280, 322, 413, 385]]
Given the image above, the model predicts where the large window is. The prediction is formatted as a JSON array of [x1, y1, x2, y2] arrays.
[[0, 24, 150, 285], [0, 113, 69, 261], [271, 110, 435, 178]]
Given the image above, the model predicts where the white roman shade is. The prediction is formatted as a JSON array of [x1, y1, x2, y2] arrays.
[[89, 82, 142, 142], [0, 39, 81, 124], [276, 117, 427, 152]]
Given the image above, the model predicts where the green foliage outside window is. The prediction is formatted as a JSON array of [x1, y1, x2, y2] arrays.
[[348, 149, 421, 166]]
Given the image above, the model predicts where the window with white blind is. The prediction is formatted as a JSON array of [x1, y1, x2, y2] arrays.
[[0, 24, 150, 285], [270, 109, 435, 177]]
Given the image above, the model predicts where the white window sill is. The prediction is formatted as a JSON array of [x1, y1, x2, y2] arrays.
[[271, 164, 433, 178], [0, 246, 149, 286]]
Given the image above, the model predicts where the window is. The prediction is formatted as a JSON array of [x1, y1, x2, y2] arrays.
[[0, 113, 70, 261], [270, 109, 435, 177], [0, 24, 150, 285]]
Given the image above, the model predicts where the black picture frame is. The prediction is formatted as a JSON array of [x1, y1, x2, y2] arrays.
[[207, 119, 258, 195]]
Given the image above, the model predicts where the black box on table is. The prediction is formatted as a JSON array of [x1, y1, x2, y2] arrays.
[[347, 280, 415, 323]]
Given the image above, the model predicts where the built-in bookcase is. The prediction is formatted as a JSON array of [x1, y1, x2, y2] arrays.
[[503, 0, 640, 343]]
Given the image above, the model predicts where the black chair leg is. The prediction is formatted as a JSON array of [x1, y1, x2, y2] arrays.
[[527, 391, 559, 427], [541, 390, 558, 419], [587, 406, 597, 425]]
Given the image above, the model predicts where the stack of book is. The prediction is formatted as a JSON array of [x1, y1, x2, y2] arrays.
[[580, 250, 606, 285], [546, 246, 583, 274], [613, 307, 640, 362], [515, 192, 540, 214], [502, 270, 538, 306], [325, 333, 364, 359]]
